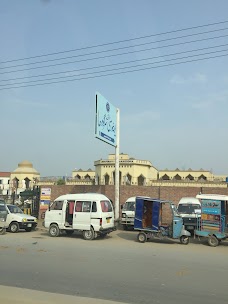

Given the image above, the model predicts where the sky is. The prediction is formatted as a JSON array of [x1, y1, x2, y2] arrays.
[[1, 0, 228, 177]]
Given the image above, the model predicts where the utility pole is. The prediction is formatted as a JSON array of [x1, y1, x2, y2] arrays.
[[115, 108, 120, 222]]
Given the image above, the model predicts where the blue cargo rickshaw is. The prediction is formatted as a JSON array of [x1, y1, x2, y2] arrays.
[[134, 197, 191, 245], [194, 194, 228, 247]]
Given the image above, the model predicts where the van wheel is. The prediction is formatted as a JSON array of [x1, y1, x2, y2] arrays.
[[137, 232, 147, 243], [9, 222, 19, 233], [180, 235, 189, 245], [83, 228, 95, 240], [208, 235, 219, 247], [49, 224, 60, 237]]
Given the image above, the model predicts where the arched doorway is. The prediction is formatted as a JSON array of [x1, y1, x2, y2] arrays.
[[104, 174, 110, 185]]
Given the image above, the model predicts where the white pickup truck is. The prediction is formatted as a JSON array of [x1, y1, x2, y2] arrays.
[[0, 201, 37, 233]]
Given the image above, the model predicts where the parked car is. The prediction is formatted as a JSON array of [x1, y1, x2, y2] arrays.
[[0, 201, 37, 233]]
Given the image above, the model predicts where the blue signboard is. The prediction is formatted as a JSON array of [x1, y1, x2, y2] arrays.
[[201, 199, 221, 215], [95, 92, 117, 147]]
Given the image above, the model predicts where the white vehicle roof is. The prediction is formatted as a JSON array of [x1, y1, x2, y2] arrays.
[[54, 193, 110, 201], [178, 197, 201, 205], [196, 194, 228, 201], [125, 197, 136, 202], [125, 196, 150, 202]]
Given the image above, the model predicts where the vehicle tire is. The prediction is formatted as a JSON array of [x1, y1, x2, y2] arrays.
[[65, 230, 74, 236], [83, 228, 95, 240], [208, 235, 219, 247], [180, 235, 189, 245], [0, 227, 6, 235], [49, 224, 60, 237], [9, 222, 19, 233], [123, 225, 128, 231], [25, 227, 32, 232], [137, 232, 147, 243]]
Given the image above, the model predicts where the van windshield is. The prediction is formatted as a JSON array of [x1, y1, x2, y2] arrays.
[[123, 202, 135, 211], [178, 204, 201, 214], [100, 200, 113, 212]]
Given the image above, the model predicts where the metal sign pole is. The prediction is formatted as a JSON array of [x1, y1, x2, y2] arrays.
[[115, 108, 120, 222]]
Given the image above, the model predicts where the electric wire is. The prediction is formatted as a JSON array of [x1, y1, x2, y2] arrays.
[[1, 33, 228, 75], [1, 26, 228, 70], [1, 52, 227, 91], [1, 47, 228, 87], [1, 19, 228, 64], [1, 42, 228, 82]]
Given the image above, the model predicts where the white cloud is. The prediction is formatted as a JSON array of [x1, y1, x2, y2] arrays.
[[190, 91, 228, 109], [170, 73, 207, 85]]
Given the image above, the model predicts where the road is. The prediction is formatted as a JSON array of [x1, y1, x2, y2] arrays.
[[0, 228, 227, 304]]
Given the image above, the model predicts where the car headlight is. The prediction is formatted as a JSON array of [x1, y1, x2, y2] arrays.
[[0, 218, 5, 222], [34, 218, 37, 222], [122, 213, 126, 218], [22, 218, 27, 222]]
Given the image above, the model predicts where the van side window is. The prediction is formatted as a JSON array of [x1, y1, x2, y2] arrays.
[[100, 200, 112, 212], [82, 201, 91, 212], [92, 202, 97, 212], [75, 201, 91, 212], [51, 201, 63, 210], [75, 202, 82, 212]]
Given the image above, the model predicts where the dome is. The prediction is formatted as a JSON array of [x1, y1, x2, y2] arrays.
[[13, 160, 39, 174], [18, 160, 33, 168]]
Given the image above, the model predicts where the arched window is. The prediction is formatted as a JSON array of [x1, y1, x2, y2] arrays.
[[174, 174, 181, 180], [198, 174, 207, 181], [138, 174, 145, 186], [186, 174, 194, 181], [125, 173, 132, 185], [104, 174, 110, 185], [24, 177, 31, 189], [161, 174, 170, 180]]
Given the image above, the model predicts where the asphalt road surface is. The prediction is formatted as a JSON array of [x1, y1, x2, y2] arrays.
[[0, 228, 227, 304]]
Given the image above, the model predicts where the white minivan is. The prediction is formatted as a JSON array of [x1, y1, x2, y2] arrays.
[[177, 197, 201, 231], [44, 193, 116, 240], [121, 197, 136, 230]]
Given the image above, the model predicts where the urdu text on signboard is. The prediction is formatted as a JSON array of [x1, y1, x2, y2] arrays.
[[95, 92, 117, 147]]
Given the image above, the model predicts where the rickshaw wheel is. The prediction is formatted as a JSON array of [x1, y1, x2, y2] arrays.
[[180, 235, 189, 245], [137, 232, 147, 243], [208, 235, 219, 247]]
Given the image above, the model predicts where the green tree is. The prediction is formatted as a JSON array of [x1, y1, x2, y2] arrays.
[[56, 179, 65, 185]]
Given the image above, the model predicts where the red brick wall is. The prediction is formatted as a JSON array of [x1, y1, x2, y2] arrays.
[[41, 184, 228, 206]]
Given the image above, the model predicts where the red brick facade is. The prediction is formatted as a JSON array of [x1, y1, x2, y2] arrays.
[[41, 184, 228, 205]]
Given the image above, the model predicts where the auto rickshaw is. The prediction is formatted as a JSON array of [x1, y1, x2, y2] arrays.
[[194, 194, 228, 247], [134, 197, 190, 244]]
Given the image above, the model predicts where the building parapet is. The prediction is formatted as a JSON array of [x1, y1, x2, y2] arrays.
[[151, 180, 227, 188]]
